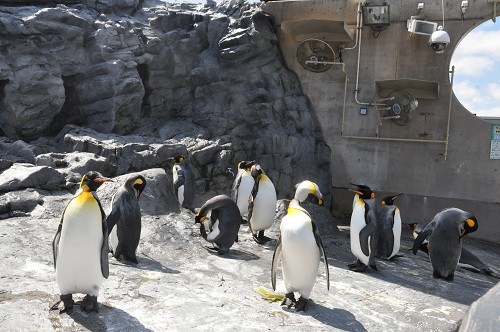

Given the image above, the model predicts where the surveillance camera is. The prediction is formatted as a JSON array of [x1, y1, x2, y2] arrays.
[[428, 26, 450, 54]]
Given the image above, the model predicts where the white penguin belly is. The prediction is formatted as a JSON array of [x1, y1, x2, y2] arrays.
[[236, 172, 254, 217], [173, 167, 185, 205], [350, 200, 369, 265], [109, 224, 118, 252], [249, 180, 276, 231], [56, 195, 104, 296], [281, 217, 320, 298], [390, 210, 402, 258], [206, 220, 220, 242]]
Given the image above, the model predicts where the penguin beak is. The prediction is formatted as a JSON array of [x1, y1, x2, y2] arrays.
[[95, 177, 112, 183], [135, 189, 142, 200], [460, 227, 466, 238]]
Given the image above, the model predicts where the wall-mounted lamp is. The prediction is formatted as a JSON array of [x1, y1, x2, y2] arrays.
[[461, 1, 468, 20], [362, 4, 391, 28], [417, 2, 424, 15]]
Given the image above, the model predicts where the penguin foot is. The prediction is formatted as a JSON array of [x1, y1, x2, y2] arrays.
[[281, 292, 296, 308], [369, 262, 378, 271], [81, 295, 99, 313], [253, 231, 271, 244], [295, 297, 309, 312], [217, 248, 229, 255], [433, 270, 454, 281], [124, 255, 138, 264], [59, 294, 74, 314], [349, 263, 368, 272], [347, 259, 362, 268]]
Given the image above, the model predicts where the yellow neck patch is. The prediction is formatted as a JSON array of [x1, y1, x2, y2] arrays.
[[466, 218, 475, 227], [134, 179, 144, 185]]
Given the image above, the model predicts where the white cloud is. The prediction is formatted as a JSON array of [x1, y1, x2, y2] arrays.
[[472, 106, 500, 118], [487, 83, 500, 102], [451, 56, 493, 77], [454, 81, 485, 106], [454, 30, 500, 57]]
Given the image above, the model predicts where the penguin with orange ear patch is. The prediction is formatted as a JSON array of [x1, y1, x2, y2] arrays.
[[348, 184, 378, 272], [412, 208, 478, 281], [377, 193, 403, 260]]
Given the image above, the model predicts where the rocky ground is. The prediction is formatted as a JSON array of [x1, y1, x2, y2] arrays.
[[0, 178, 498, 331]]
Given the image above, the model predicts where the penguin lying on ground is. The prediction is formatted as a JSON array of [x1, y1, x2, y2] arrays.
[[170, 155, 195, 212], [348, 184, 378, 272], [107, 174, 147, 264], [410, 222, 498, 278], [272, 180, 329, 312], [377, 193, 403, 260], [52, 171, 111, 313], [231, 160, 256, 219], [195, 195, 242, 255], [412, 208, 478, 281], [246, 164, 277, 244]]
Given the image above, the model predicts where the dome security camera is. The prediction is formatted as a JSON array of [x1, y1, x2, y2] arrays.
[[428, 26, 450, 54]]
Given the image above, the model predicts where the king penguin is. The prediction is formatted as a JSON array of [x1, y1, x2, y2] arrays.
[[231, 160, 256, 218], [52, 171, 111, 313], [107, 174, 147, 264], [412, 209, 480, 280], [348, 184, 378, 272], [377, 193, 403, 260], [411, 222, 499, 278], [195, 195, 242, 255], [247, 163, 277, 244], [271, 181, 329, 312], [170, 155, 195, 211]]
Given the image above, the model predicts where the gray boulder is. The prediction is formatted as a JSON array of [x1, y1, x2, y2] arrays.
[[0, 163, 65, 192]]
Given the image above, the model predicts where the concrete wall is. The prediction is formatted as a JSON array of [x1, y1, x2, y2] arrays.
[[262, 0, 500, 243]]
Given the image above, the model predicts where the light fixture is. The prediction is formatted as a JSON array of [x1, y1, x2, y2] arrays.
[[362, 4, 391, 28]]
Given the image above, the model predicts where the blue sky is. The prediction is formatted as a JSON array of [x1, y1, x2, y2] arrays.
[[451, 20, 500, 118]]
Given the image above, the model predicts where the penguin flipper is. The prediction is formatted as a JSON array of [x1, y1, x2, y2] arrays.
[[459, 247, 498, 278], [312, 221, 330, 290], [359, 221, 377, 257], [231, 173, 242, 201], [271, 235, 282, 291], [52, 223, 62, 269], [412, 227, 433, 255], [173, 169, 185, 197], [98, 200, 110, 279]]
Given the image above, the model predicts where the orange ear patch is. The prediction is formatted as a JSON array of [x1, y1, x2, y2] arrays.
[[465, 218, 475, 227]]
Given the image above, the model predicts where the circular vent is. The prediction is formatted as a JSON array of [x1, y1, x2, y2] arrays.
[[384, 90, 419, 126], [295, 39, 335, 73]]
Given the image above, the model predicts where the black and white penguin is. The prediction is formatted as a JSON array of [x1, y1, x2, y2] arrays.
[[195, 195, 242, 255], [271, 181, 329, 312], [231, 160, 256, 218], [348, 184, 378, 272], [170, 155, 195, 211], [377, 193, 403, 260], [52, 171, 111, 313], [412, 208, 478, 281], [106, 174, 147, 264], [247, 164, 277, 244]]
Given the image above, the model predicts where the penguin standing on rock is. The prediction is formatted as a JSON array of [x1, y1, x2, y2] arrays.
[[195, 195, 242, 255], [272, 181, 329, 312], [231, 160, 256, 218], [247, 163, 277, 244], [348, 184, 378, 272], [170, 155, 196, 211], [377, 193, 403, 260], [107, 174, 147, 264], [52, 171, 111, 313], [412, 208, 478, 281]]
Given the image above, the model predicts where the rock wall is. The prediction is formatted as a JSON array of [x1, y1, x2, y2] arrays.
[[0, 0, 331, 208]]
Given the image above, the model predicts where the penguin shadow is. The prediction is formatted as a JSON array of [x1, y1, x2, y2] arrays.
[[67, 303, 153, 332], [202, 246, 260, 261], [109, 253, 180, 274], [306, 301, 367, 332]]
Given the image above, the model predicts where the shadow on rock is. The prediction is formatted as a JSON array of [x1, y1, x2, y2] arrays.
[[308, 302, 367, 332], [203, 246, 260, 261], [110, 253, 180, 274], [68, 304, 153, 332]]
